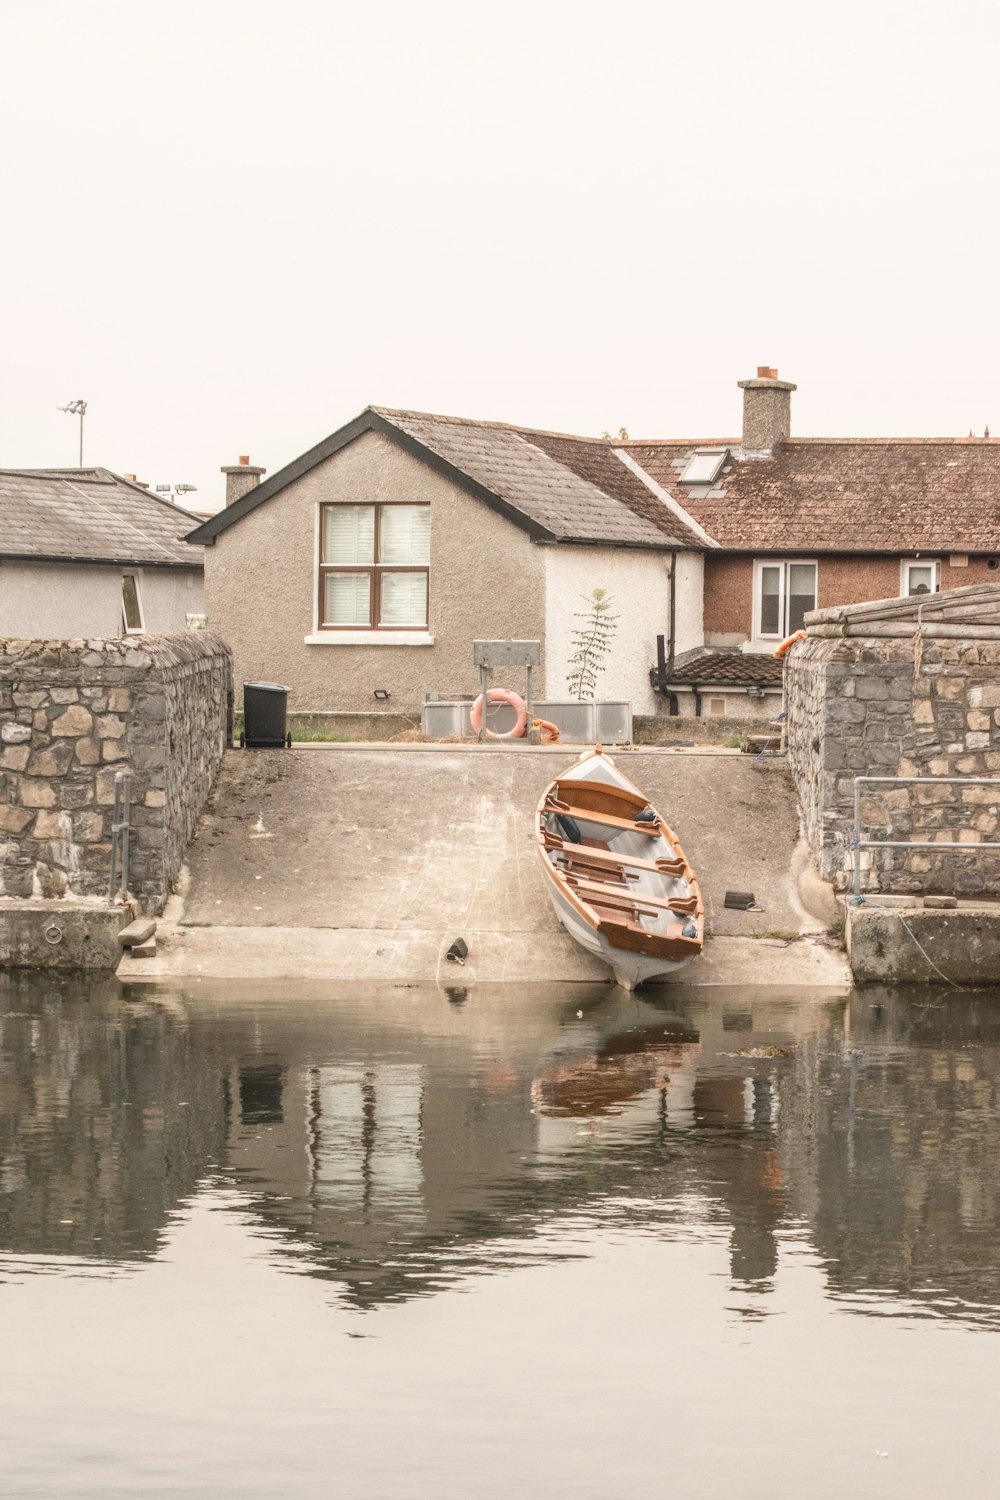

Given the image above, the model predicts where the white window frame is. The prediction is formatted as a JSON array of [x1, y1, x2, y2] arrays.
[[900, 558, 941, 597], [121, 571, 144, 634], [752, 558, 817, 642]]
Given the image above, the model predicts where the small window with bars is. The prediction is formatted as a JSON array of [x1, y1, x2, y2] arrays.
[[319, 503, 430, 629]]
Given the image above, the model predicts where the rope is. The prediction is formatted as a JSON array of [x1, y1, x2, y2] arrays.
[[913, 600, 925, 679], [850, 895, 965, 989]]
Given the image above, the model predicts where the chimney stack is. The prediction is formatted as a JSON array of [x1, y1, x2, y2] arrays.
[[221, 454, 266, 508], [737, 366, 796, 457]]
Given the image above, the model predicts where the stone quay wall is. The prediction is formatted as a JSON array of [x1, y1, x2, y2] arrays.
[[0, 634, 232, 912], [786, 634, 1000, 895]]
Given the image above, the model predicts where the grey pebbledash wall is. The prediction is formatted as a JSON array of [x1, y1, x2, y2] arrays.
[[786, 630, 1000, 895], [0, 634, 232, 912]]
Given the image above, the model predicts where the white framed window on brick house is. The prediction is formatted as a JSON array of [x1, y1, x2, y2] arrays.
[[753, 559, 817, 640], [317, 503, 430, 632], [901, 558, 940, 596], [121, 572, 144, 634]]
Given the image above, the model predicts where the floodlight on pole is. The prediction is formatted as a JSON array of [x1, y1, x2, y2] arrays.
[[155, 482, 198, 507], [57, 399, 87, 468]]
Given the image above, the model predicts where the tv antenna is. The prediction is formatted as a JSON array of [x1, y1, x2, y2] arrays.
[[57, 399, 87, 468]]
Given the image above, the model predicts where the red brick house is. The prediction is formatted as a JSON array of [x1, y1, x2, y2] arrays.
[[622, 369, 1000, 718]]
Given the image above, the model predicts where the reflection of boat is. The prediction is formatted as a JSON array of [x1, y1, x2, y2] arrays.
[[533, 1020, 700, 1117], [535, 747, 704, 990]]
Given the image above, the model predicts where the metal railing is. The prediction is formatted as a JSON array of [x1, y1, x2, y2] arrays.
[[851, 775, 1000, 897]]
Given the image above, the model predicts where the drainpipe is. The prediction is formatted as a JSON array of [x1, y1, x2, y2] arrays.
[[653, 551, 680, 715], [692, 683, 703, 717]]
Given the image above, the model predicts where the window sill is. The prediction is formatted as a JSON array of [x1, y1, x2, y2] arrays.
[[304, 631, 435, 646]]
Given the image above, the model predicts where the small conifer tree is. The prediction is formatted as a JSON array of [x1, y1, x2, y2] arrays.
[[566, 588, 619, 701]]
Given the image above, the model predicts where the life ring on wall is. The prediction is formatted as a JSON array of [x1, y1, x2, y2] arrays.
[[773, 630, 806, 660], [470, 688, 529, 739], [532, 718, 561, 743]]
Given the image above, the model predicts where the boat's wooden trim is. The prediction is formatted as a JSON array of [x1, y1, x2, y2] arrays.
[[543, 804, 663, 838], [596, 915, 700, 959], [539, 833, 687, 880], [563, 873, 702, 918], [551, 779, 649, 817]]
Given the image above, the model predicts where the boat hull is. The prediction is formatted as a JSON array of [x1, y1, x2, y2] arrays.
[[541, 872, 696, 990]]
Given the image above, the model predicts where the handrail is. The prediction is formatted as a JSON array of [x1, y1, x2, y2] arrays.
[[851, 774, 1000, 897]]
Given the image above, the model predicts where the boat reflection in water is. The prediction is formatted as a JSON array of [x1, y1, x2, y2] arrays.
[[3, 977, 1000, 1327]]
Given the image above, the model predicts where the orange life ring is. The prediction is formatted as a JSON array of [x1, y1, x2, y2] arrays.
[[532, 718, 561, 743], [773, 629, 806, 659], [470, 688, 529, 739]]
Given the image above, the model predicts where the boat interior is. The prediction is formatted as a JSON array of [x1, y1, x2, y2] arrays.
[[538, 772, 703, 953]]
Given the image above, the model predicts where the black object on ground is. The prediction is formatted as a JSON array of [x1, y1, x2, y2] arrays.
[[242, 681, 292, 748], [446, 938, 469, 963], [724, 890, 757, 910]]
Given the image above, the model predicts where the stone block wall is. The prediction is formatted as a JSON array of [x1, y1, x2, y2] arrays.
[[0, 634, 232, 911], [786, 635, 1000, 894]]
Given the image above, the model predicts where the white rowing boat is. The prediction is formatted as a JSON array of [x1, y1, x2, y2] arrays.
[[534, 746, 704, 990]]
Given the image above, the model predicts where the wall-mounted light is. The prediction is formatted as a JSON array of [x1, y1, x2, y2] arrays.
[[373, 688, 390, 701]]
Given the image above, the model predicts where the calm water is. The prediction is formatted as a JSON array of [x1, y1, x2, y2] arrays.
[[2, 976, 1000, 1498]]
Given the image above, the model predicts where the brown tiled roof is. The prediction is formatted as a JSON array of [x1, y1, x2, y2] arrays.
[[0, 469, 203, 568], [624, 440, 1000, 553], [376, 409, 703, 549], [667, 650, 784, 686]]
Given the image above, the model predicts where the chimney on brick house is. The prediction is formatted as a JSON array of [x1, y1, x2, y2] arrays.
[[737, 366, 796, 457], [221, 454, 266, 507]]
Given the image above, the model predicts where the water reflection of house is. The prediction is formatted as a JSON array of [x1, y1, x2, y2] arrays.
[[7, 981, 1000, 1329]]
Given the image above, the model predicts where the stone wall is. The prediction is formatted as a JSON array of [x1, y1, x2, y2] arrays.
[[0, 634, 232, 912], [786, 633, 1000, 894]]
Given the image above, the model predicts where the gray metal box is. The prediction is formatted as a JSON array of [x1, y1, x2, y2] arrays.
[[472, 640, 541, 669]]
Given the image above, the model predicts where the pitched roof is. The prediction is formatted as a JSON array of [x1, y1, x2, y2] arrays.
[[624, 439, 1000, 553], [667, 649, 784, 686], [0, 469, 203, 568], [187, 409, 705, 551]]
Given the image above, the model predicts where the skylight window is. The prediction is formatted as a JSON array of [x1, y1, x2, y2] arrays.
[[679, 449, 728, 485]]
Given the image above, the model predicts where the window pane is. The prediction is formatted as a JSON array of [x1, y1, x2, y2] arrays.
[[379, 505, 430, 565], [380, 571, 427, 627], [679, 450, 727, 484], [323, 506, 374, 564], [759, 566, 782, 635], [787, 563, 817, 631], [907, 565, 934, 595], [122, 575, 143, 631], [323, 572, 371, 626]]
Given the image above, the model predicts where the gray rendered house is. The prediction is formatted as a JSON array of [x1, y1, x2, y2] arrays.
[[0, 468, 204, 638]]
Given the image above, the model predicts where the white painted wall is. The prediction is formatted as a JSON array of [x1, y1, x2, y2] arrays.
[[0, 560, 203, 638], [674, 551, 704, 656], [543, 546, 702, 715]]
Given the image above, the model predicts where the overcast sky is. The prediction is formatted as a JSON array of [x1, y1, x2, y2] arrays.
[[2, 0, 997, 512]]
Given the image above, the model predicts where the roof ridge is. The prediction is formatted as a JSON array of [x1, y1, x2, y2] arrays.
[[373, 405, 620, 447]]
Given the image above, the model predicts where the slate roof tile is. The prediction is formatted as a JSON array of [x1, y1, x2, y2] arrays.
[[667, 649, 784, 686], [625, 440, 1000, 552], [0, 469, 202, 568], [377, 410, 703, 549]]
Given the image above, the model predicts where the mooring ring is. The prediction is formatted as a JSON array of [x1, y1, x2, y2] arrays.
[[44, 923, 64, 946]]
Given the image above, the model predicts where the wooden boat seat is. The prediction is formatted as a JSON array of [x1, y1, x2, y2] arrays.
[[545, 803, 663, 837], [565, 873, 702, 917], [541, 831, 686, 879]]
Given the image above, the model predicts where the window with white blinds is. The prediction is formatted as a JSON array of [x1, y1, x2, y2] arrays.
[[324, 572, 371, 626], [323, 505, 375, 564], [319, 502, 430, 629]]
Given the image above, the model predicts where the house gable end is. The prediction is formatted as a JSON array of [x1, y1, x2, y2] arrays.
[[186, 410, 559, 547]]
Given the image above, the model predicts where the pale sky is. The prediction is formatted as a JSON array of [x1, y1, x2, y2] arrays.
[[2, 0, 998, 514]]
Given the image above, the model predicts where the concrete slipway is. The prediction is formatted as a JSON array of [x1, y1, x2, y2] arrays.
[[122, 745, 851, 990]]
